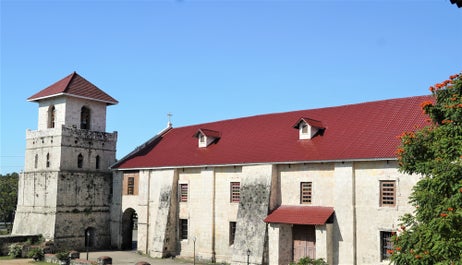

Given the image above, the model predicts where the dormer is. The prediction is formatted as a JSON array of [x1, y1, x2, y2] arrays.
[[293, 117, 324, 140], [194, 128, 221, 148]]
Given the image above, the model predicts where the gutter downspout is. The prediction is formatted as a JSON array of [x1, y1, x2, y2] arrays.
[[211, 169, 216, 263], [146, 171, 151, 255]]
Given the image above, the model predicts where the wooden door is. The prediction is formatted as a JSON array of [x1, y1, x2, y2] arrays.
[[293, 225, 316, 261]]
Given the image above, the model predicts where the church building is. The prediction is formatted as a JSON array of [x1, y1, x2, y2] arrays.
[[13, 72, 429, 265]]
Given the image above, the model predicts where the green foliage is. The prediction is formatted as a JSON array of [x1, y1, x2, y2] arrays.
[[289, 257, 327, 265], [0, 172, 19, 232], [27, 247, 44, 261], [392, 72, 462, 264], [55, 250, 70, 261], [8, 243, 22, 258]]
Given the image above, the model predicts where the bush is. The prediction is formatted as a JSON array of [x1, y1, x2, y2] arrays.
[[27, 247, 44, 261], [8, 243, 22, 258], [290, 257, 328, 265], [55, 251, 70, 261]]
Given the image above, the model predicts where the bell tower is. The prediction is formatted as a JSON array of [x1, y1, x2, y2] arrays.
[[12, 72, 118, 250]]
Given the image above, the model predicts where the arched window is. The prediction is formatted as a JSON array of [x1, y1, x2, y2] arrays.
[[48, 105, 56, 128], [80, 106, 90, 130], [78, 153, 83, 168], [95, 155, 100, 169], [46, 153, 50, 168], [34, 154, 38, 168]]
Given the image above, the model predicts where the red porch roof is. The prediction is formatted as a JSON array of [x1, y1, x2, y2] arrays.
[[28, 72, 118, 105], [113, 95, 431, 169], [264, 205, 334, 225]]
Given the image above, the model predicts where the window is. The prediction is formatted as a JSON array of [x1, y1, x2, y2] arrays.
[[380, 181, 396, 206], [95, 155, 100, 169], [46, 153, 50, 168], [123, 172, 139, 195], [179, 184, 188, 202], [229, 222, 237, 245], [301, 122, 308, 134], [300, 182, 312, 204], [34, 154, 38, 169], [80, 106, 90, 130], [179, 219, 188, 240], [77, 153, 83, 168], [48, 105, 56, 128], [230, 182, 240, 203], [127, 177, 135, 195], [380, 231, 393, 260]]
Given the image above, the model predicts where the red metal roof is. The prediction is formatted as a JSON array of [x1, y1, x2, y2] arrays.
[[264, 205, 334, 225], [113, 95, 432, 169], [28, 72, 118, 105]]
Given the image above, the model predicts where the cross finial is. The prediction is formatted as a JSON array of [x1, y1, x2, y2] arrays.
[[167, 112, 173, 127]]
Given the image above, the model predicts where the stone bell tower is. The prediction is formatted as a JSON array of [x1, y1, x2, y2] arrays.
[[12, 72, 118, 250]]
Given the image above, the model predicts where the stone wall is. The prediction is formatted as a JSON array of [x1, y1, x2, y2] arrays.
[[232, 165, 273, 265]]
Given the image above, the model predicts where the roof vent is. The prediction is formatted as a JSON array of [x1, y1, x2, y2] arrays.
[[193, 128, 221, 148], [293, 117, 324, 140]]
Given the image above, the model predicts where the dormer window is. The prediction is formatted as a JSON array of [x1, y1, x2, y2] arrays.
[[293, 117, 324, 140], [194, 128, 221, 148]]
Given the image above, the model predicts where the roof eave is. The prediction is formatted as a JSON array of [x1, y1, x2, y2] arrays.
[[27, 92, 118, 105], [112, 157, 398, 171]]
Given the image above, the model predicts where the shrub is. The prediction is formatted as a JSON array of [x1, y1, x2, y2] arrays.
[[55, 250, 70, 261], [8, 243, 22, 258], [290, 257, 328, 265], [27, 247, 44, 261]]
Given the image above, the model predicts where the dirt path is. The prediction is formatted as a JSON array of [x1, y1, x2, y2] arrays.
[[0, 258, 33, 265]]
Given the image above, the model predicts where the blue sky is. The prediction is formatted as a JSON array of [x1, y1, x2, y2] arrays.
[[1, 0, 461, 174]]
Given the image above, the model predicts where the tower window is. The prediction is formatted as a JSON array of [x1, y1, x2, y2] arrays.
[[78, 153, 83, 168], [95, 155, 100, 169], [80, 106, 91, 130], [34, 154, 38, 168], [46, 153, 50, 168], [48, 105, 56, 128]]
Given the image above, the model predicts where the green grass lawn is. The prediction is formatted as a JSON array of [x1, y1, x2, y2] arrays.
[[0, 256, 53, 264]]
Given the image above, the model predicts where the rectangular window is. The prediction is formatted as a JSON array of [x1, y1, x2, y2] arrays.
[[180, 219, 188, 240], [229, 222, 236, 245], [380, 181, 396, 206], [179, 184, 188, 202], [123, 172, 139, 196], [230, 182, 240, 203], [300, 182, 312, 204], [127, 177, 135, 195], [380, 231, 393, 260]]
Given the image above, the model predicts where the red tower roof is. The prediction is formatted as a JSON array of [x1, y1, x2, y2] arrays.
[[28, 72, 118, 105]]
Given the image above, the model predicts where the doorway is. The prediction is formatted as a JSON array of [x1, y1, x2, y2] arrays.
[[293, 225, 316, 261], [122, 208, 138, 250]]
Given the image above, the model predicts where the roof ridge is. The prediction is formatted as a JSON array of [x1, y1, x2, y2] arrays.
[[63, 71, 77, 93]]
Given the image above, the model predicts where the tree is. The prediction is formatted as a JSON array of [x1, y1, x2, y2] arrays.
[[0, 172, 19, 233], [391, 72, 462, 264]]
